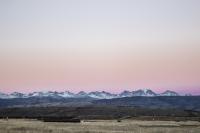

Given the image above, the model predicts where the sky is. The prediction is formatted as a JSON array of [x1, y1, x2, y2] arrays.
[[0, 0, 200, 95]]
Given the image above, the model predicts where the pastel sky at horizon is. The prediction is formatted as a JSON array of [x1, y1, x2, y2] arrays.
[[0, 0, 200, 95]]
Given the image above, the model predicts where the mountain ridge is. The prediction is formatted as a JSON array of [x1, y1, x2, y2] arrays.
[[0, 89, 188, 99]]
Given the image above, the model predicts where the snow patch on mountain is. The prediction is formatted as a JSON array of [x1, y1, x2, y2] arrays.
[[160, 90, 179, 96]]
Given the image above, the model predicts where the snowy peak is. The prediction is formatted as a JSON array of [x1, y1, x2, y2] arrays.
[[27, 91, 75, 98], [88, 91, 117, 99], [77, 91, 88, 97], [119, 90, 133, 97], [119, 89, 157, 97], [28, 92, 43, 97], [132, 89, 157, 96], [10, 92, 27, 98], [160, 90, 179, 96], [58, 91, 75, 98], [28, 91, 55, 97], [144, 89, 157, 96], [0, 92, 10, 99]]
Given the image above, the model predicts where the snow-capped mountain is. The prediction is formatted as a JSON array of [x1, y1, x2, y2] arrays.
[[10, 92, 27, 98], [160, 90, 179, 96], [76, 91, 88, 97], [0, 92, 10, 99], [0, 89, 183, 99], [28, 91, 53, 97], [119, 90, 133, 97], [118, 89, 157, 97], [132, 89, 157, 96], [58, 91, 75, 98], [27, 91, 75, 98], [88, 91, 117, 99]]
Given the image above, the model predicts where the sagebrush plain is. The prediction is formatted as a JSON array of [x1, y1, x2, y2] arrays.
[[0, 119, 200, 133]]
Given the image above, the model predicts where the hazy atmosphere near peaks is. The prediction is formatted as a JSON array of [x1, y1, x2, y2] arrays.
[[0, 0, 200, 95]]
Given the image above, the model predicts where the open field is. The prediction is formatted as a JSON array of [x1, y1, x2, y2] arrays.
[[0, 119, 200, 133]]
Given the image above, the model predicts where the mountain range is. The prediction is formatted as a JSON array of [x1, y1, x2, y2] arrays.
[[0, 89, 182, 99], [0, 89, 199, 109]]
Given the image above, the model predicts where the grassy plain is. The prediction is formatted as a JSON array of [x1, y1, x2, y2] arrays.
[[0, 119, 200, 133]]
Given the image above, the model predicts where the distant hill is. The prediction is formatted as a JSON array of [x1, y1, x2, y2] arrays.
[[93, 96, 200, 110], [0, 95, 199, 110], [0, 97, 94, 108]]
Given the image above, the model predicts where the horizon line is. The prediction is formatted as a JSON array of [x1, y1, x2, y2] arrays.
[[0, 88, 197, 95]]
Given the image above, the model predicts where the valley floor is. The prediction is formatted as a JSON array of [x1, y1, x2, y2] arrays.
[[0, 119, 200, 133]]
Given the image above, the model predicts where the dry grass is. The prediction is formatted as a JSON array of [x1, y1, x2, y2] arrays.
[[0, 119, 200, 133]]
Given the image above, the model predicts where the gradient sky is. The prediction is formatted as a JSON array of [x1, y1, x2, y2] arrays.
[[0, 0, 200, 95]]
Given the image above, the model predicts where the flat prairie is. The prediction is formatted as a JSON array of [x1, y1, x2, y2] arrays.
[[0, 119, 200, 133]]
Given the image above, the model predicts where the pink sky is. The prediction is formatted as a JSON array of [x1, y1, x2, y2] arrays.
[[0, 0, 200, 95]]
